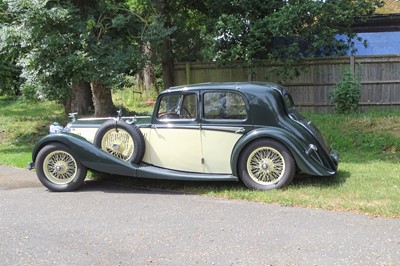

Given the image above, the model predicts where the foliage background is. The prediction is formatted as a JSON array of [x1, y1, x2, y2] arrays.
[[0, 0, 387, 115]]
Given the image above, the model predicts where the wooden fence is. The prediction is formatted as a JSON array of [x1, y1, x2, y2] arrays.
[[174, 55, 400, 112]]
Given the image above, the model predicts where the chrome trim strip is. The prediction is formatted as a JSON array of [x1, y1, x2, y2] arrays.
[[77, 116, 151, 121], [69, 124, 102, 128], [153, 124, 200, 130], [157, 118, 197, 122], [201, 125, 244, 133], [151, 124, 244, 133]]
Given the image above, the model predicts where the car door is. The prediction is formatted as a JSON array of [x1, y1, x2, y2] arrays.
[[200, 90, 253, 174], [145, 92, 203, 173]]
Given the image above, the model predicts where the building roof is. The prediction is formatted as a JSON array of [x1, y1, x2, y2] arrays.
[[352, 14, 400, 32]]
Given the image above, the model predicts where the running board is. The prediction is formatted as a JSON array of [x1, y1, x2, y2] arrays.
[[136, 165, 238, 181]]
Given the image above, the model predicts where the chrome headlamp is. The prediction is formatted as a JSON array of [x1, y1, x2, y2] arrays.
[[49, 122, 70, 134]]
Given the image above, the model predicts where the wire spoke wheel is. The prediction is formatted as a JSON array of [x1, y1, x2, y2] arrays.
[[247, 147, 285, 185], [101, 128, 134, 161], [239, 139, 295, 190], [43, 150, 78, 184], [35, 143, 87, 192]]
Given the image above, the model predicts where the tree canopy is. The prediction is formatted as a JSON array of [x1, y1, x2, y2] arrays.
[[205, 0, 383, 79], [0, 0, 385, 115]]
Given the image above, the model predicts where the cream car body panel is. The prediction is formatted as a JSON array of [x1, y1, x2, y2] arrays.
[[146, 126, 203, 173], [201, 129, 242, 174], [69, 127, 98, 143], [139, 127, 151, 163]]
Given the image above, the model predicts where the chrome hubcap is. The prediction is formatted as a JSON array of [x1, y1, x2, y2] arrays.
[[111, 143, 119, 151], [55, 164, 64, 172], [261, 162, 268, 170]]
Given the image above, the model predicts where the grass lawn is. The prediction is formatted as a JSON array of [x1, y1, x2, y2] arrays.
[[0, 97, 67, 168], [1, 96, 400, 217]]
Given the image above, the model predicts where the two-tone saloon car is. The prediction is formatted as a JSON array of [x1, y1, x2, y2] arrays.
[[29, 82, 339, 192]]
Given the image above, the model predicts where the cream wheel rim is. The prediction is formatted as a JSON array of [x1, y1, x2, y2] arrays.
[[101, 129, 134, 161], [43, 151, 78, 184], [246, 147, 285, 185]]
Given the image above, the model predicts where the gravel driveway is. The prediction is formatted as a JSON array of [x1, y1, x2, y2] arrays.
[[0, 165, 399, 265]]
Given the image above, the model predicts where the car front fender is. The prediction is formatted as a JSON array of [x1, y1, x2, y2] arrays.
[[32, 133, 139, 177], [230, 127, 336, 178]]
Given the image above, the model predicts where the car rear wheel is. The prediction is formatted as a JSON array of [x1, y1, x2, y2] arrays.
[[35, 143, 87, 192], [94, 120, 145, 164], [238, 139, 295, 190]]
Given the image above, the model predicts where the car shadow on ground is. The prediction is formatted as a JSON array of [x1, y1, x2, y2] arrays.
[[77, 174, 243, 194], [78, 178, 189, 195], [76, 169, 350, 194]]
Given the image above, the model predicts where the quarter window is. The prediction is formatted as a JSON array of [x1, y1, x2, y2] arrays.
[[203, 92, 247, 120]]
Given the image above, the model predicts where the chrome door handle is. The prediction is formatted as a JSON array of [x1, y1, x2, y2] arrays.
[[235, 128, 245, 134]]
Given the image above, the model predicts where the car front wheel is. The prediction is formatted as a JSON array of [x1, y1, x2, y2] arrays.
[[238, 139, 295, 190], [35, 143, 87, 192]]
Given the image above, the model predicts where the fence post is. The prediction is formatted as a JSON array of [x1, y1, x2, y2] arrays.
[[185, 62, 191, 84], [350, 56, 355, 73]]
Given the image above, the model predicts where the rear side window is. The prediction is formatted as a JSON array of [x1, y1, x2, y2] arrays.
[[203, 91, 247, 120]]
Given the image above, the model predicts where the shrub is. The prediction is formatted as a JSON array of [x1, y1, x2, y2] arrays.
[[330, 68, 361, 114]]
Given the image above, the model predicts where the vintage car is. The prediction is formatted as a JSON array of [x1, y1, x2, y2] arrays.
[[29, 82, 339, 192]]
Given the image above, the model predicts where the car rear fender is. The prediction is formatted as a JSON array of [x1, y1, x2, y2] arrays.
[[231, 127, 336, 177], [32, 133, 139, 177]]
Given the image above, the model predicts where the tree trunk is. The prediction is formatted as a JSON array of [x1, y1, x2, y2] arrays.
[[71, 81, 93, 115], [156, 0, 175, 89], [61, 98, 72, 116], [143, 43, 158, 92], [161, 36, 174, 89], [143, 65, 153, 91], [91, 81, 114, 117], [136, 71, 144, 90]]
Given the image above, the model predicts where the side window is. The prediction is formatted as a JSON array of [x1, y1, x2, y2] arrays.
[[203, 91, 247, 120], [157, 93, 197, 120]]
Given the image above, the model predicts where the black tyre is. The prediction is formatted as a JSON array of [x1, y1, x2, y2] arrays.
[[238, 139, 295, 190], [94, 120, 145, 164], [35, 143, 87, 192]]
